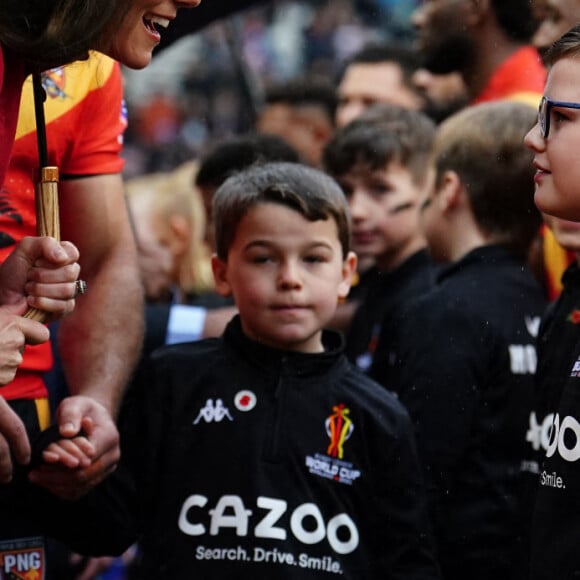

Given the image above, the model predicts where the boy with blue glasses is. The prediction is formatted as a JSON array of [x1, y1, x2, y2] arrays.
[[525, 23, 580, 580], [526, 25, 580, 221]]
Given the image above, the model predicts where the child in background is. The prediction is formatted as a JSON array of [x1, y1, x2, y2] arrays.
[[195, 133, 300, 255], [122, 162, 440, 579], [386, 101, 546, 580], [125, 161, 213, 305], [323, 104, 437, 374]]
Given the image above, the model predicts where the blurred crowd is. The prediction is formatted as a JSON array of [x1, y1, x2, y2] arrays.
[[121, 0, 419, 177]]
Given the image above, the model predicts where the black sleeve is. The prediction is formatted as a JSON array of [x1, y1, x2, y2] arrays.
[[119, 351, 170, 535], [26, 463, 139, 556], [143, 304, 171, 357], [368, 390, 441, 579], [393, 300, 488, 504]]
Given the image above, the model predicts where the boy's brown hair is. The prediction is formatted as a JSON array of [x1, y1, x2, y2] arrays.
[[544, 23, 580, 66], [433, 100, 541, 257], [322, 104, 436, 187], [213, 162, 352, 260]]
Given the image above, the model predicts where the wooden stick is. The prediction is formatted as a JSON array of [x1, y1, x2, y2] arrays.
[[24, 72, 62, 323], [24, 167, 61, 322]]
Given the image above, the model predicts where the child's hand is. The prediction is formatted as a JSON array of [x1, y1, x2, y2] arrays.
[[28, 398, 120, 500], [29, 423, 94, 469], [41, 433, 95, 469]]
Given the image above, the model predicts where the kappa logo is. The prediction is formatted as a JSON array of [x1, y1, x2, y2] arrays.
[[193, 399, 234, 425]]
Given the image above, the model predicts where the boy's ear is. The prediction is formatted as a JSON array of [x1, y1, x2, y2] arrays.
[[437, 170, 462, 213], [211, 254, 233, 297], [338, 251, 358, 299]]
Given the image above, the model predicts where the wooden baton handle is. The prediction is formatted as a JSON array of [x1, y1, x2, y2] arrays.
[[23, 166, 61, 322]]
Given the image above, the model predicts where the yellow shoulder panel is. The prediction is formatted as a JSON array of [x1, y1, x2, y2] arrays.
[[15, 51, 116, 139], [507, 92, 542, 110]]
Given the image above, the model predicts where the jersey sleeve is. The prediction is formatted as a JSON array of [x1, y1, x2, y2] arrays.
[[63, 53, 127, 176]]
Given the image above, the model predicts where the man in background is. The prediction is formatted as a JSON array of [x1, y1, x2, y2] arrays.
[[335, 42, 425, 127]]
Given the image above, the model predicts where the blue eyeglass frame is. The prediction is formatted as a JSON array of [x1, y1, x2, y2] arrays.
[[539, 95, 580, 138]]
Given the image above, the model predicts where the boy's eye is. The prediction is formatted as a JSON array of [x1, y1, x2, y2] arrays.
[[304, 254, 326, 264], [250, 254, 273, 264], [552, 110, 569, 125], [370, 183, 391, 195]]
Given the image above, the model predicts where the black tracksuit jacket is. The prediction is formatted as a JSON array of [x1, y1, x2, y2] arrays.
[[527, 263, 580, 579], [345, 249, 438, 375], [380, 245, 546, 580], [123, 316, 441, 579]]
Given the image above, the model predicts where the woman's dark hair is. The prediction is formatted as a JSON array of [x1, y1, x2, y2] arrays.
[[0, 0, 129, 70]]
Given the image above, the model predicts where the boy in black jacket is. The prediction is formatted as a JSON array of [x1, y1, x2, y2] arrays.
[[523, 25, 580, 579], [378, 101, 547, 580], [323, 105, 438, 375], [124, 162, 440, 579]]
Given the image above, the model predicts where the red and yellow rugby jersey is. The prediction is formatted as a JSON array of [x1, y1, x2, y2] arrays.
[[1, 51, 127, 400]]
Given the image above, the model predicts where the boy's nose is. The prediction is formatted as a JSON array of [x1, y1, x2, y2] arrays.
[[524, 123, 545, 152], [277, 262, 302, 288], [177, 0, 202, 8], [348, 189, 370, 219]]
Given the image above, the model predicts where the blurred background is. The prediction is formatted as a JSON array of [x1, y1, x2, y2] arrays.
[[121, 0, 418, 178]]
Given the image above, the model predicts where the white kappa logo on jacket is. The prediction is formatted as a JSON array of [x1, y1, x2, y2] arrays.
[[193, 399, 234, 424]]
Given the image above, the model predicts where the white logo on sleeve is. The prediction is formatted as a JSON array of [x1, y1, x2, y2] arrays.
[[193, 399, 234, 424], [509, 344, 537, 374], [571, 358, 580, 377], [525, 315, 541, 338]]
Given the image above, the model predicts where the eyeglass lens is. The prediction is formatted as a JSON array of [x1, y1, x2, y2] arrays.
[[539, 97, 548, 138]]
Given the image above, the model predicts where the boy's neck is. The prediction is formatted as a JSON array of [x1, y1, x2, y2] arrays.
[[375, 237, 426, 272], [440, 215, 489, 263]]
